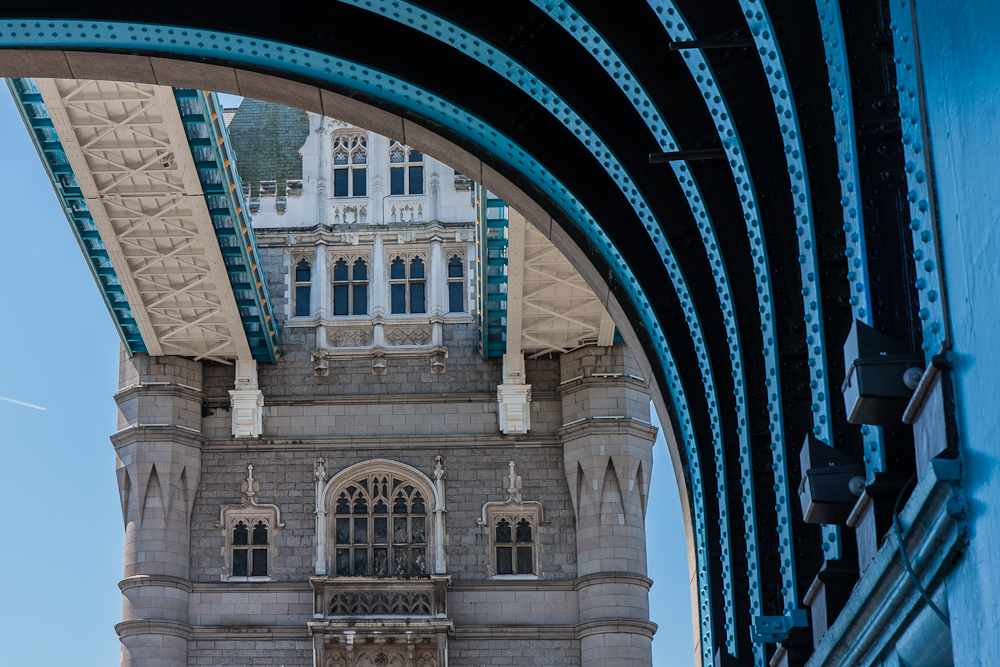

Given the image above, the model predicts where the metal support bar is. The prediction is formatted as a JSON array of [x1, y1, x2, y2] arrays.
[[649, 148, 726, 163]]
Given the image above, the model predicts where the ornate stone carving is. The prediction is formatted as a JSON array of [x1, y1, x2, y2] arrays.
[[386, 328, 430, 346], [357, 651, 405, 667], [329, 328, 372, 347], [328, 591, 432, 616]]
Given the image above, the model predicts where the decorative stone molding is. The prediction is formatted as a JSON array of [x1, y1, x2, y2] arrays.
[[314, 458, 446, 577], [329, 328, 373, 347], [386, 327, 430, 346], [216, 463, 285, 581], [477, 461, 546, 579], [498, 353, 531, 434], [230, 359, 263, 438]]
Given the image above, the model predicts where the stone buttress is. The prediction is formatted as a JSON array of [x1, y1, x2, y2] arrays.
[[559, 344, 658, 666], [112, 350, 203, 667]]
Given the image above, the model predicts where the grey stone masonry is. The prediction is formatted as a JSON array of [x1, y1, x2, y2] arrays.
[[559, 345, 657, 667], [114, 351, 205, 667]]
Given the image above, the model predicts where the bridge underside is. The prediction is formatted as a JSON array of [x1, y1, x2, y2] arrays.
[[1, 1, 986, 666]]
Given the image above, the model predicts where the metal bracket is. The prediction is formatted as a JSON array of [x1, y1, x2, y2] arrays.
[[751, 608, 808, 643]]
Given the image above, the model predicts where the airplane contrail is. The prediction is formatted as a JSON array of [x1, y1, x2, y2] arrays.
[[0, 396, 47, 410]]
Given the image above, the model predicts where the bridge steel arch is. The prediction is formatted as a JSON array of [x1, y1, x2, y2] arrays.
[[0, 1, 964, 665]]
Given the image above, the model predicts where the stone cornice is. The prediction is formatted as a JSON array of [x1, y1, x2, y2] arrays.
[[119, 574, 193, 594], [453, 624, 576, 640], [449, 579, 577, 592], [575, 618, 658, 639], [202, 390, 561, 407], [556, 374, 649, 395], [573, 571, 654, 592], [114, 382, 204, 404], [557, 417, 658, 442], [115, 619, 192, 640], [110, 425, 205, 449], [200, 434, 562, 451]]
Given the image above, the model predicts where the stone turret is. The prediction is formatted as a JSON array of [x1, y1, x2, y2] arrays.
[[559, 344, 658, 666], [112, 350, 204, 667]]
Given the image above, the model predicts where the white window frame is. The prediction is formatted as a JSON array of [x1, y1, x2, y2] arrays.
[[478, 502, 543, 580], [388, 141, 424, 196], [332, 132, 369, 198], [387, 251, 428, 315], [292, 254, 312, 318], [331, 253, 371, 317]]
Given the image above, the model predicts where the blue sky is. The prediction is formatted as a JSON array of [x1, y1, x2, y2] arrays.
[[0, 86, 693, 665]]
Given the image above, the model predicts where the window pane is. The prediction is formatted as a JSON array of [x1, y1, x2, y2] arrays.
[[410, 282, 425, 314], [390, 257, 406, 280], [448, 256, 463, 277], [393, 517, 408, 544], [233, 522, 249, 546], [373, 517, 388, 544], [374, 547, 388, 576], [295, 285, 311, 317], [353, 259, 368, 281], [391, 284, 406, 314], [449, 281, 464, 312], [334, 147, 349, 165], [393, 547, 407, 576], [334, 169, 348, 197], [353, 168, 367, 196], [495, 519, 512, 543], [336, 548, 351, 576], [496, 547, 513, 575], [333, 284, 349, 316], [353, 147, 367, 165], [408, 165, 424, 194], [352, 284, 368, 315], [354, 549, 369, 576], [296, 260, 311, 282], [390, 145, 405, 163], [233, 548, 248, 577], [516, 546, 533, 575], [251, 548, 268, 576], [353, 518, 368, 545], [335, 518, 350, 545], [409, 257, 425, 279], [252, 521, 268, 545], [411, 493, 425, 514], [515, 518, 532, 543], [409, 149, 423, 163], [411, 517, 426, 544], [333, 258, 349, 282], [411, 547, 426, 576], [390, 166, 404, 195]]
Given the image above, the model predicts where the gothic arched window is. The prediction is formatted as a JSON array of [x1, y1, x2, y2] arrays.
[[333, 133, 368, 198], [389, 255, 426, 314], [447, 254, 465, 313], [493, 515, 534, 575], [229, 517, 271, 578], [332, 256, 369, 316], [331, 471, 429, 577], [294, 259, 312, 317], [388, 143, 424, 195]]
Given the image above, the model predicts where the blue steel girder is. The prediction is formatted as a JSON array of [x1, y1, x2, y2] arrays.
[[6, 76, 148, 355], [887, 0, 949, 360]]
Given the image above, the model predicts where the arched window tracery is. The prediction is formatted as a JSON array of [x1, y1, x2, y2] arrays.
[[388, 142, 424, 195], [332, 255, 369, 315], [294, 258, 312, 317], [329, 470, 429, 577], [332, 133, 368, 198], [389, 254, 426, 314]]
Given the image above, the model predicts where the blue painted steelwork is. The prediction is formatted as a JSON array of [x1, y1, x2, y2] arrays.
[[887, 0, 948, 360], [477, 189, 508, 359], [813, 0, 877, 562], [6, 76, 149, 355], [523, 5, 738, 654], [171, 88, 280, 364], [738, 0, 834, 449], [647, 2, 783, 650], [0, 29, 716, 658]]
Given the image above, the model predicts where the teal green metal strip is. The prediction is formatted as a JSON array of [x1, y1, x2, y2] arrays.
[[172, 88, 281, 363], [6, 76, 148, 355], [477, 189, 509, 360]]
